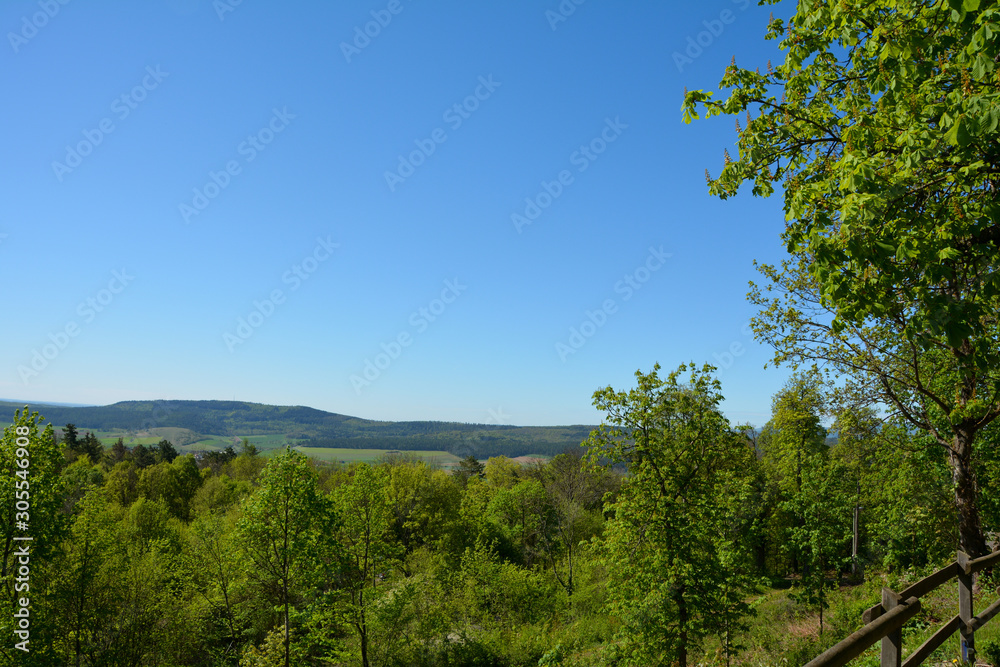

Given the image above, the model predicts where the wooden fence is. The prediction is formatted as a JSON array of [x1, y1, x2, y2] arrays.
[[804, 550, 1000, 667]]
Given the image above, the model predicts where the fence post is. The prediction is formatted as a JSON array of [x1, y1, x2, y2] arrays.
[[881, 587, 902, 667], [958, 551, 976, 664]]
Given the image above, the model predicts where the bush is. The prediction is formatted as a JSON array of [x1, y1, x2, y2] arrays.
[[981, 639, 1000, 667]]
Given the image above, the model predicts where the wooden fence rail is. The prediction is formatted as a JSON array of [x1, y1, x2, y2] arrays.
[[804, 550, 1000, 667]]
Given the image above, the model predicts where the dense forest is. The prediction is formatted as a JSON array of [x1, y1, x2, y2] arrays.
[[0, 400, 594, 460], [2, 361, 997, 665]]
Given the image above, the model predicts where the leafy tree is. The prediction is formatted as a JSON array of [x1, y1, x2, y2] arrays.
[[333, 463, 398, 667], [385, 460, 461, 560], [449, 474, 497, 561], [483, 456, 521, 490], [236, 447, 335, 667], [537, 451, 610, 596], [760, 371, 830, 574], [764, 371, 828, 495], [785, 456, 854, 636], [833, 408, 956, 568], [454, 539, 556, 630], [104, 461, 140, 508], [59, 458, 105, 517], [684, 0, 1000, 557], [125, 496, 181, 554], [224, 447, 268, 483], [587, 364, 757, 667], [192, 473, 250, 516], [184, 511, 244, 662], [47, 490, 120, 666], [485, 478, 557, 568], [170, 456, 202, 517], [106, 507, 185, 663]]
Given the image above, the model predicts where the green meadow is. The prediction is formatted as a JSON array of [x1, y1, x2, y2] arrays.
[[289, 446, 463, 467]]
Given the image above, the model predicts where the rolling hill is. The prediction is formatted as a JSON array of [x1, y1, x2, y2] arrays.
[[0, 399, 596, 459]]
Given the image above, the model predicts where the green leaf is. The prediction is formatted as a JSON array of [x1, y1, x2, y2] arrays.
[[944, 115, 972, 146]]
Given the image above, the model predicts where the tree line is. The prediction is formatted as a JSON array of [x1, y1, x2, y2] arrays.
[[0, 357, 986, 666]]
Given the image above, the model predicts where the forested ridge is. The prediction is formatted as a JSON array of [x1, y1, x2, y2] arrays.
[[0, 399, 594, 459], [3, 362, 998, 666]]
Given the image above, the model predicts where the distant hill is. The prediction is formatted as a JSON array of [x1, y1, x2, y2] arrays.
[[0, 400, 596, 459]]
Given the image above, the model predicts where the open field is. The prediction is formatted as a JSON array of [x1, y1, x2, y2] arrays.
[[179, 439, 230, 451], [77, 424, 556, 467], [93, 431, 294, 452], [290, 447, 464, 467], [92, 427, 205, 447]]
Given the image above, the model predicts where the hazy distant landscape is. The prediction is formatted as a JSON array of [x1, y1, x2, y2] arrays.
[[0, 399, 594, 461]]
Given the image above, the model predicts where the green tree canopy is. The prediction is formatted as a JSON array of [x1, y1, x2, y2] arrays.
[[685, 0, 1000, 557], [236, 447, 335, 667], [587, 364, 758, 667]]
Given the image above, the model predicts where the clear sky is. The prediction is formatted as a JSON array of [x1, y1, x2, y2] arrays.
[[1, 0, 797, 427]]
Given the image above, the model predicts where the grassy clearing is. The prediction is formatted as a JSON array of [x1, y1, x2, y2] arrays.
[[241, 434, 291, 448], [707, 568, 1000, 666], [179, 439, 228, 451], [291, 447, 463, 467], [95, 432, 294, 452], [91, 433, 551, 470], [95, 427, 205, 447]]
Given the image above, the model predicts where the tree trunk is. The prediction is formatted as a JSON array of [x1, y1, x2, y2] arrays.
[[952, 428, 988, 558], [567, 537, 574, 597], [359, 588, 370, 667], [676, 584, 688, 667], [852, 482, 861, 576], [284, 596, 290, 667]]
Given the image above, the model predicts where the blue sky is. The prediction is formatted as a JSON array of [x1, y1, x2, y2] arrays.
[[1, 0, 796, 426]]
